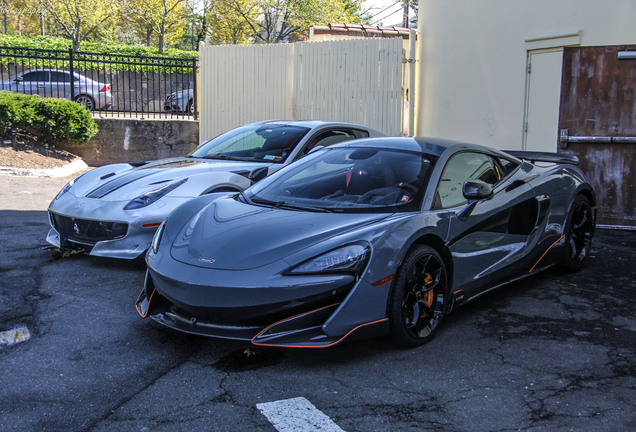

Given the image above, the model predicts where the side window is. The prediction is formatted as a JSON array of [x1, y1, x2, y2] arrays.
[[21, 71, 48, 82], [297, 129, 358, 159], [496, 156, 520, 177], [435, 152, 501, 209], [50, 71, 71, 83]]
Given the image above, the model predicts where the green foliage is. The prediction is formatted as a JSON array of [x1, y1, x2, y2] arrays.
[[0, 91, 98, 144], [0, 35, 198, 74]]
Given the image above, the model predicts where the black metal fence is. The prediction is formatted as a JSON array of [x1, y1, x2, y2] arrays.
[[0, 46, 198, 119]]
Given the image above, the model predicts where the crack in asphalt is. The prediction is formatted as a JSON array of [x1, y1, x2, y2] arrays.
[[83, 349, 200, 431]]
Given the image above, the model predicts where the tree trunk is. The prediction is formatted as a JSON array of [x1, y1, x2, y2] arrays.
[[39, 0, 45, 35]]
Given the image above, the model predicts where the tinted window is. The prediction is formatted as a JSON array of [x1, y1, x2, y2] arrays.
[[21, 71, 48, 82], [435, 152, 501, 209], [497, 156, 520, 176], [298, 129, 359, 158], [50, 71, 71, 83]]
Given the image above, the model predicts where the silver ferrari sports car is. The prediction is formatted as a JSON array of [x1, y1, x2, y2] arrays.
[[136, 137, 596, 348], [47, 120, 382, 259]]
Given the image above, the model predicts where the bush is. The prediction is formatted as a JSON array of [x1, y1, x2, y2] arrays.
[[0, 91, 98, 144]]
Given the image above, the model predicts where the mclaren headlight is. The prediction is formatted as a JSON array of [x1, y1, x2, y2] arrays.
[[124, 178, 188, 210], [288, 244, 370, 275]]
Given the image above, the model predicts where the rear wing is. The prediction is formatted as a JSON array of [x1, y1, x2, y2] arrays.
[[503, 151, 579, 165]]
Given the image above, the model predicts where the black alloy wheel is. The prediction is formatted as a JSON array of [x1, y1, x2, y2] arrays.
[[389, 245, 449, 347], [562, 195, 594, 272]]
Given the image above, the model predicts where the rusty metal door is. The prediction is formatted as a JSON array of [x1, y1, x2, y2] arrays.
[[558, 45, 636, 228]]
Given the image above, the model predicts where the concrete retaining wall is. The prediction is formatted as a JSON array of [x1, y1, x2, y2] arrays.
[[57, 118, 199, 166]]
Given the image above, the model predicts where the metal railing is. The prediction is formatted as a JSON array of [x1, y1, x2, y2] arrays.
[[0, 46, 198, 119]]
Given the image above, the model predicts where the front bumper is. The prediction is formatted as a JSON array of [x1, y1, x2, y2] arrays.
[[136, 259, 388, 347], [47, 195, 189, 259]]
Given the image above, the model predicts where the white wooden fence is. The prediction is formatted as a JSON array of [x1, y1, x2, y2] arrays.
[[198, 38, 404, 140]]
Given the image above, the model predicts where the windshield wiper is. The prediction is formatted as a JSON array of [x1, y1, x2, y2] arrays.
[[201, 155, 245, 161], [250, 196, 331, 213], [277, 201, 332, 213]]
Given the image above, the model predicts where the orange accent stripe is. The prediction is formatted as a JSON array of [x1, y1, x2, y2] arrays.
[[251, 318, 389, 349], [372, 274, 394, 286], [256, 303, 341, 333], [142, 222, 163, 228], [135, 287, 156, 318], [530, 234, 565, 273]]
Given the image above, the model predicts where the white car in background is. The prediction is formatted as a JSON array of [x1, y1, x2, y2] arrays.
[[0, 68, 113, 110], [46, 120, 384, 259]]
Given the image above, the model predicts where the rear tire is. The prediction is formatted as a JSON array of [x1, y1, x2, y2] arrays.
[[562, 195, 594, 272], [74, 94, 96, 111], [388, 245, 449, 348]]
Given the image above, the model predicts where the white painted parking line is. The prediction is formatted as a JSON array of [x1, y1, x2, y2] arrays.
[[257, 397, 346, 432], [0, 325, 31, 347]]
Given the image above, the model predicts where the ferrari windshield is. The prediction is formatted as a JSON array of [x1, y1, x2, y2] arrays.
[[245, 147, 432, 213], [188, 124, 310, 163]]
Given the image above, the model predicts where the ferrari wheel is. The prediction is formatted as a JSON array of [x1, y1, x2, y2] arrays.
[[389, 245, 449, 348], [562, 195, 594, 272]]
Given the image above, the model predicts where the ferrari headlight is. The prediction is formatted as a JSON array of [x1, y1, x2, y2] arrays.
[[124, 178, 188, 210], [289, 244, 370, 274], [150, 221, 165, 254], [54, 174, 82, 200]]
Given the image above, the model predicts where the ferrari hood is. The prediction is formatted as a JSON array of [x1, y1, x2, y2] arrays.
[[73, 158, 271, 201], [169, 196, 388, 270]]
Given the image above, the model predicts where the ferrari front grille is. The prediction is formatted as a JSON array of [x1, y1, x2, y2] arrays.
[[50, 212, 128, 245]]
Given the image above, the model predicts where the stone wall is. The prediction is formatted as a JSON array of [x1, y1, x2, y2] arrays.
[[57, 118, 199, 166]]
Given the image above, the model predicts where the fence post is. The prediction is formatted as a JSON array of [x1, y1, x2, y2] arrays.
[[192, 57, 198, 120], [69, 48, 75, 100]]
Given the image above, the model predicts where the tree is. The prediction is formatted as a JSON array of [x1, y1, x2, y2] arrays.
[[206, 0, 256, 45], [220, 0, 368, 44], [44, 0, 119, 51], [341, 0, 371, 25], [121, 0, 189, 53], [2, 0, 45, 36]]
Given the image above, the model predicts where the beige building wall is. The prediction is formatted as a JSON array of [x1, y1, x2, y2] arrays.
[[416, 0, 636, 150]]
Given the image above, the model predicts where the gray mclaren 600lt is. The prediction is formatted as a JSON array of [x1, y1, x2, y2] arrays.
[[136, 137, 596, 348], [46, 120, 382, 259]]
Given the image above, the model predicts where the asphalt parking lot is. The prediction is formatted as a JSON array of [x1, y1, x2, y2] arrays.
[[1, 175, 635, 432]]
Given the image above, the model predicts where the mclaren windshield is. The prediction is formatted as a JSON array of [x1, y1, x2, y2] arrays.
[[189, 124, 311, 163], [244, 147, 433, 213]]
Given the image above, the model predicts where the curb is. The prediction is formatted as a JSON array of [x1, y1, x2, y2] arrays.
[[0, 158, 89, 178]]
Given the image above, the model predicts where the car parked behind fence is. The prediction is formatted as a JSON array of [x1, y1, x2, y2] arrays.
[[0, 68, 113, 111]]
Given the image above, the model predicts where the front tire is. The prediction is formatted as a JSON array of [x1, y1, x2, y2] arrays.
[[562, 195, 594, 272], [388, 245, 449, 348]]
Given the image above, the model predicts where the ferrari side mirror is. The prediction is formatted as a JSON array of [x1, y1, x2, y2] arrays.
[[249, 166, 268, 183]]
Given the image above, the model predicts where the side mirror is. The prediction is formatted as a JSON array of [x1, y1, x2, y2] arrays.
[[249, 166, 268, 183], [457, 180, 493, 220], [463, 179, 493, 201]]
